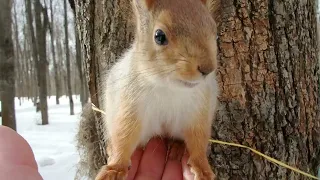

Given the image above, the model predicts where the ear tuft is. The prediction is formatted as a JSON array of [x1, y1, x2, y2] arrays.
[[200, 0, 207, 4], [203, 0, 221, 25], [144, 0, 155, 9]]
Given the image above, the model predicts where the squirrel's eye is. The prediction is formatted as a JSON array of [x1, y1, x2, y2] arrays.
[[154, 29, 168, 45]]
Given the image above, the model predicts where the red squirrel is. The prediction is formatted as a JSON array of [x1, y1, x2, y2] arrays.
[[96, 0, 220, 179]]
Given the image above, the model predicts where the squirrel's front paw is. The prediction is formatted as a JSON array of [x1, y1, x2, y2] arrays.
[[188, 158, 216, 180], [95, 164, 129, 180]]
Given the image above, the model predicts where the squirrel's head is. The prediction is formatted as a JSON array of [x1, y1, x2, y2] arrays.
[[132, 0, 220, 89]]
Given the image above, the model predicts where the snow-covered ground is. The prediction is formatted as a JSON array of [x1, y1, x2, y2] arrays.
[[1, 96, 82, 180]]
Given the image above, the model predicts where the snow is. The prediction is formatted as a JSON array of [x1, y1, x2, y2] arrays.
[[1, 96, 83, 180]]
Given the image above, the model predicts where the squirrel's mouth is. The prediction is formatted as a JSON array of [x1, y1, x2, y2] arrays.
[[175, 79, 199, 88]]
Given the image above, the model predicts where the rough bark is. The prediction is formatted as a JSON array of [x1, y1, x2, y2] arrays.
[[0, 0, 16, 130], [75, 21, 86, 107], [74, 0, 320, 179], [34, 0, 49, 125], [83, 76, 89, 106], [74, 0, 134, 177], [209, 0, 320, 179], [64, 0, 74, 115]]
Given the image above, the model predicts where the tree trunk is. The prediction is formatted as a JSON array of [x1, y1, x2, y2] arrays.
[[74, 0, 320, 179], [64, 0, 74, 115], [73, 0, 134, 177], [34, 0, 49, 125], [13, 2, 22, 104], [83, 75, 89, 105], [0, 0, 16, 130], [23, 28, 32, 99], [68, 0, 87, 107], [74, 18, 86, 107], [56, 37, 64, 97], [49, 0, 60, 105], [70, 0, 86, 107], [46, 68, 51, 97], [209, 1, 320, 179], [25, 0, 39, 107], [26, 0, 49, 124]]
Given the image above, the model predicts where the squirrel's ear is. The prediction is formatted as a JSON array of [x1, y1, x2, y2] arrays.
[[201, 0, 221, 25]]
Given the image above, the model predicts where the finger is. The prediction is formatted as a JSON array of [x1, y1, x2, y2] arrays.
[[0, 165, 43, 180], [181, 151, 195, 180], [0, 126, 38, 170], [134, 137, 167, 180], [161, 161, 182, 180], [127, 147, 144, 180], [0, 126, 42, 180], [161, 141, 185, 180]]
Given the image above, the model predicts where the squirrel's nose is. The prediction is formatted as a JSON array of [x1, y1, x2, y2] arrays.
[[198, 65, 213, 76]]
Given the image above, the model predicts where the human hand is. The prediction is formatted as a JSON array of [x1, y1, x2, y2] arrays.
[[0, 126, 43, 180], [126, 137, 195, 180], [0, 126, 196, 180]]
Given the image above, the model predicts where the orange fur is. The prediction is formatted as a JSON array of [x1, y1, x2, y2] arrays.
[[183, 90, 215, 179], [133, 0, 219, 84], [96, 0, 220, 179], [200, 0, 207, 4], [145, 0, 155, 9], [96, 98, 141, 180]]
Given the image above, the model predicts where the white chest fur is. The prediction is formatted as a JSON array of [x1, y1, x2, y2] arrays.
[[137, 84, 208, 145], [103, 48, 218, 146]]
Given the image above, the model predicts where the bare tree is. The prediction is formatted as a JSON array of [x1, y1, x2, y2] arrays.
[[26, 0, 49, 125], [55, 35, 65, 96], [64, 0, 74, 115], [34, 0, 49, 125], [49, 0, 61, 105], [0, 0, 16, 130], [25, 0, 38, 103], [12, 2, 22, 106], [68, 0, 86, 108]]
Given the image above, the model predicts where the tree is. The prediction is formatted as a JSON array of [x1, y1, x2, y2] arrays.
[[210, 1, 319, 179], [64, 0, 74, 115], [75, 28, 87, 107], [12, 2, 22, 106], [0, 0, 16, 130], [34, 0, 49, 125], [74, 0, 320, 179], [49, 0, 61, 105], [26, 0, 49, 125], [74, 14, 86, 107], [73, 0, 134, 177], [25, 0, 38, 104], [68, 0, 87, 108]]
